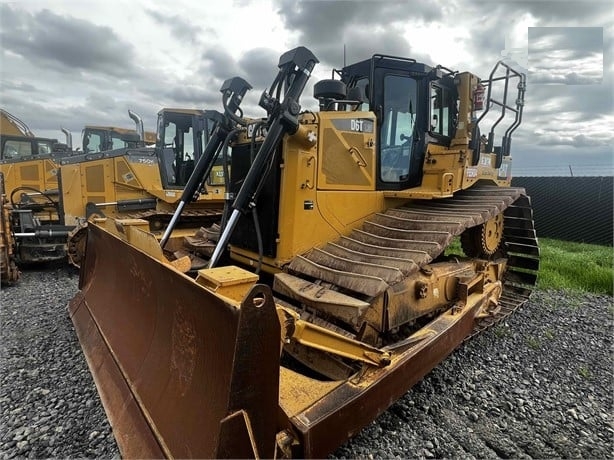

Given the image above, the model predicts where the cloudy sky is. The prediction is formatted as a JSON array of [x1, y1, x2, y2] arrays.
[[1, 0, 612, 176]]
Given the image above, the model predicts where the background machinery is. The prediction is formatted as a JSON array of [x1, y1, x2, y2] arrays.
[[3, 79, 251, 266], [80, 109, 156, 154], [1, 109, 73, 197], [1, 109, 74, 263], [69, 47, 538, 458], [0, 172, 19, 284], [60, 100, 250, 267]]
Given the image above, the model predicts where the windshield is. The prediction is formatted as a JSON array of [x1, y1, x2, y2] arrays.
[[83, 130, 103, 153], [110, 133, 136, 149], [159, 112, 197, 187], [379, 74, 418, 183]]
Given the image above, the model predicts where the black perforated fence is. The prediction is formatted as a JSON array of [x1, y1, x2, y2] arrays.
[[511, 176, 613, 246]]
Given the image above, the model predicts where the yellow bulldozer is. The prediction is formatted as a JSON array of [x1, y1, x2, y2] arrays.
[[69, 47, 538, 458], [0, 109, 73, 201], [80, 109, 157, 154], [0, 108, 161, 263], [1, 85, 252, 265], [1, 109, 74, 263], [59, 94, 253, 267]]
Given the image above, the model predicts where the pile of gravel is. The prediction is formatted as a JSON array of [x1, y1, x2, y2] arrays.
[[0, 267, 118, 459], [1, 267, 612, 459]]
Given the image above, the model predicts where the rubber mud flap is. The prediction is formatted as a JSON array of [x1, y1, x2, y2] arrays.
[[69, 223, 280, 458]]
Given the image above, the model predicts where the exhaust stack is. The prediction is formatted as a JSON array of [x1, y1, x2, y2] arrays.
[[61, 128, 72, 150], [128, 109, 144, 142]]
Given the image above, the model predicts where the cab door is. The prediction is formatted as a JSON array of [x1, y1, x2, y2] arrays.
[[373, 69, 425, 190]]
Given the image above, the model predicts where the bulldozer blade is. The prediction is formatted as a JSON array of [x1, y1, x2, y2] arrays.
[[68, 223, 280, 459]]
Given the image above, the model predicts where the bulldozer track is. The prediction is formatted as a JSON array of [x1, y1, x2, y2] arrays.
[[469, 192, 539, 338], [283, 185, 539, 340]]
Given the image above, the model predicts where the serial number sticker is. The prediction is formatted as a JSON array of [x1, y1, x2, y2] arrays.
[[480, 156, 491, 167], [466, 167, 478, 178], [498, 164, 509, 177], [166, 191, 176, 197]]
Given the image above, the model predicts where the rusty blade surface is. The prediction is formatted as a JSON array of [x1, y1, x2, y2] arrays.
[[69, 223, 280, 458]]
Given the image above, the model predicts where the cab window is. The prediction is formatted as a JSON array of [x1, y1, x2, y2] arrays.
[[3, 140, 32, 159], [37, 141, 53, 154], [430, 84, 457, 138], [160, 112, 196, 187], [84, 132, 103, 153], [379, 74, 418, 183], [111, 135, 128, 150]]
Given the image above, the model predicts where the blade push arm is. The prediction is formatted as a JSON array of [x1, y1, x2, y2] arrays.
[[160, 77, 252, 248], [209, 46, 319, 267]]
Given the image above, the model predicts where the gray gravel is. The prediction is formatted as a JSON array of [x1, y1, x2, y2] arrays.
[[1, 267, 612, 459]]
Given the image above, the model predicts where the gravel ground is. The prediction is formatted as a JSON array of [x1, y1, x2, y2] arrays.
[[1, 266, 612, 459]]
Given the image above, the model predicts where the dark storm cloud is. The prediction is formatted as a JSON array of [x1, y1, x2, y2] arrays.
[[191, 48, 285, 116], [145, 9, 202, 43], [201, 48, 242, 81], [462, 1, 611, 74], [532, 27, 604, 55], [528, 27, 603, 84], [524, 84, 612, 118], [237, 48, 279, 89], [198, 47, 291, 96], [274, 0, 442, 66], [508, 0, 612, 22], [0, 92, 129, 135], [276, 0, 442, 32], [165, 85, 221, 106], [0, 81, 38, 94], [0, 4, 139, 79]]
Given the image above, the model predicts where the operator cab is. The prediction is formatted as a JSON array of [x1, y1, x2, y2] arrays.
[[156, 109, 214, 188], [82, 127, 142, 153], [1, 136, 59, 160], [339, 55, 458, 191]]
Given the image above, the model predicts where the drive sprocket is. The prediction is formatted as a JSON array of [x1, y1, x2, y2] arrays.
[[460, 213, 504, 259]]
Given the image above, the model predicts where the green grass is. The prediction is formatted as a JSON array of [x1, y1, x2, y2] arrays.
[[525, 335, 541, 349], [493, 324, 512, 338], [544, 328, 556, 340], [444, 236, 613, 295], [578, 366, 591, 379], [537, 238, 613, 295]]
